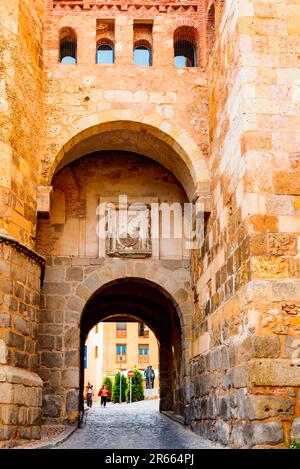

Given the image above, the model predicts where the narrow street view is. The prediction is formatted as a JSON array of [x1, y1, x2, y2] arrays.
[[58, 400, 215, 449]]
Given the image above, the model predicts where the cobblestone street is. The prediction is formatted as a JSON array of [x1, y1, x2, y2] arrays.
[[58, 400, 216, 449]]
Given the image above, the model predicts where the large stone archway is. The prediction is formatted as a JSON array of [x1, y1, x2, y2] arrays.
[[40, 110, 211, 202], [80, 277, 185, 415], [38, 259, 193, 424]]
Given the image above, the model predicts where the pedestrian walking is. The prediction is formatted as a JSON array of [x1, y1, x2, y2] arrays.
[[98, 384, 111, 407], [86, 382, 94, 408]]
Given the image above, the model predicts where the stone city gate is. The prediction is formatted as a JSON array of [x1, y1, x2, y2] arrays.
[[38, 260, 193, 422]]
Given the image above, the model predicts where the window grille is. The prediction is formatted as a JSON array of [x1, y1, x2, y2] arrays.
[[59, 27, 77, 64], [174, 26, 197, 67], [133, 22, 153, 67]]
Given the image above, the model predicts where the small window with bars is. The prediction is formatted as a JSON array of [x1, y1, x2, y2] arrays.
[[133, 22, 153, 67], [174, 26, 197, 68], [59, 27, 77, 64], [96, 20, 115, 64]]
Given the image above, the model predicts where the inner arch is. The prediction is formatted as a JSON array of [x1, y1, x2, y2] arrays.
[[80, 278, 184, 415]]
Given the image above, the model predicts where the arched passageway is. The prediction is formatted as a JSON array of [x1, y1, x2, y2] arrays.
[[80, 278, 183, 415]]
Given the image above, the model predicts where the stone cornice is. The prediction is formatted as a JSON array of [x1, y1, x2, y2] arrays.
[[0, 233, 46, 268], [53, 0, 203, 14]]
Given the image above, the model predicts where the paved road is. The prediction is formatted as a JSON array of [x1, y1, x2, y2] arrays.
[[58, 399, 216, 449]]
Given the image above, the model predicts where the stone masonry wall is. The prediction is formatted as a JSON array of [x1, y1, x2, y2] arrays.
[[0, 0, 44, 248], [190, 0, 300, 448], [0, 240, 44, 445], [0, 0, 45, 445]]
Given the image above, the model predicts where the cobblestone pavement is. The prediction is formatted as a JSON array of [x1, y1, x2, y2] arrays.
[[58, 400, 217, 449]]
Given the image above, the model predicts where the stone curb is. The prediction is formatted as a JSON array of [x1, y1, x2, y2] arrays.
[[161, 411, 223, 449], [22, 425, 78, 450]]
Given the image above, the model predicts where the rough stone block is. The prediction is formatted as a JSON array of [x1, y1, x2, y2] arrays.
[[246, 395, 294, 420], [42, 395, 63, 418], [252, 335, 280, 358], [216, 420, 230, 446], [65, 350, 79, 367], [40, 351, 63, 368], [66, 390, 79, 416], [283, 336, 300, 359], [252, 359, 300, 386], [66, 267, 83, 282], [246, 422, 284, 447], [232, 425, 248, 449], [232, 363, 251, 388], [64, 327, 80, 349], [291, 417, 300, 442], [62, 369, 79, 388]]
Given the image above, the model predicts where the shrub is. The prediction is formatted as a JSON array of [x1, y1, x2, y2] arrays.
[[112, 372, 127, 403]]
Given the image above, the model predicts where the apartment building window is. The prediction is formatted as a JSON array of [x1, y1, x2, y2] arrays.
[[96, 20, 115, 64], [59, 27, 77, 64], [116, 322, 127, 338], [95, 324, 98, 334], [138, 322, 149, 338], [138, 344, 149, 363], [116, 344, 127, 363], [95, 346, 98, 359]]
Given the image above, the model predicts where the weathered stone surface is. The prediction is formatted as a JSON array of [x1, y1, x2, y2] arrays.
[[62, 369, 79, 388], [252, 335, 281, 358], [42, 395, 63, 418], [291, 417, 300, 442], [66, 390, 79, 416], [66, 267, 83, 282], [1, 366, 43, 387], [231, 425, 247, 449], [273, 172, 300, 196], [64, 328, 80, 349], [245, 422, 284, 447], [65, 350, 79, 368], [215, 420, 230, 446], [252, 359, 300, 386], [40, 351, 63, 368], [283, 336, 300, 359], [246, 395, 294, 420]]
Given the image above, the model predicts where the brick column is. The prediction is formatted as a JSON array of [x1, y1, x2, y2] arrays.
[[152, 18, 174, 67], [115, 16, 133, 66], [77, 18, 97, 65]]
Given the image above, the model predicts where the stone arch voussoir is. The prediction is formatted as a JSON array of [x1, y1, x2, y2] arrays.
[[43, 110, 211, 201]]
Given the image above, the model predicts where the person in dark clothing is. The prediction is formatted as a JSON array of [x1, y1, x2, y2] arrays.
[[98, 385, 111, 407], [86, 382, 94, 408]]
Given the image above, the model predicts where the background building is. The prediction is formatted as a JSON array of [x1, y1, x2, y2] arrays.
[[84, 321, 159, 398]]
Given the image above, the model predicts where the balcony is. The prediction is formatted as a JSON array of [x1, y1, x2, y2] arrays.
[[138, 354, 149, 364], [116, 354, 127, 364]]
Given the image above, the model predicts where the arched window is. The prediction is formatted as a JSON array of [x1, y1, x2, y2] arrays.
[[59, 27, 77, 64], [96, 40, 114, 64], [207, 4, 216, 60], [134, 42, 152, 67], [174, 26, 197, 68]]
